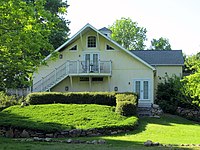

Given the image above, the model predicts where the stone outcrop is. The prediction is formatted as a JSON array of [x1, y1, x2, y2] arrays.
[[137, 104, 163, 117], [0, 126, 131, 138], [177, 107, 200, 122]]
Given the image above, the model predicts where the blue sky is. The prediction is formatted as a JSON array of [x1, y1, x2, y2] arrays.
[[67, 0, 200, 55]]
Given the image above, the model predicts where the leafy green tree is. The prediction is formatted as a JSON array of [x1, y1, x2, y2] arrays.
[[25, 0, 70, 50], [109, 17, 147, 50], [150, 37, 171, 50], [182, 52, 200, 108], [0, 0, 60, 89], [184, 52, 200, 74]]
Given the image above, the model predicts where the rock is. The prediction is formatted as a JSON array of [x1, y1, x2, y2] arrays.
[[152, 142, 160, 146], [86, 141, 92, 144], [152, 104, 159, 109], [44, 138, 52, 142], [144, 140, 153, 146], [91, 140, 98, 144], [151, 115, 161, 119], [66, 139, 73, 143], [111, 131, 117, 135], [5, 128, 14, 138], [98, 139, 106, 144], [21, 130, 30, 138], [33, 137, 43, 141], [46, 133, 54, 138]]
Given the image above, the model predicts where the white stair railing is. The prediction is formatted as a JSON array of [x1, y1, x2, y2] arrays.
[[33, 61, 69, 92]]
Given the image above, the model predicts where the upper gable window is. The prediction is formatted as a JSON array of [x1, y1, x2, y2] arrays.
[[69, 45, 77, 51], [87, 36, 96, 48], [106, 44, 114, 50]]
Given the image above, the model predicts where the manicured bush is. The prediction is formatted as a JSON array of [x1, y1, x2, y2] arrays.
[[115, 94, 138, 116], [0, 92, 20, 111], [26, 92, 116, 106]]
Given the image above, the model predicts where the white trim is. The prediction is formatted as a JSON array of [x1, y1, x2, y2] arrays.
[[105, 43, 115, 51], [43, 23, 155, 70], [68, 44, 78, 51], [86, 35, 97, 49], [152, 64, 184, 66], [133, 79, 151, 101]]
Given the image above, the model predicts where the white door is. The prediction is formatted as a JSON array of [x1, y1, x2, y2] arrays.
[[84, 53, 99, 72], [133, 80, 150, 100]]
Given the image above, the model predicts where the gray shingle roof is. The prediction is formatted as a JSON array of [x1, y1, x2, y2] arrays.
[[130, 50, 184, 66]]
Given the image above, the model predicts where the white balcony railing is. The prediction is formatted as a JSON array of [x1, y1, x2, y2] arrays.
[[68, 60, 112, 74], [33, 60, 112, 92]]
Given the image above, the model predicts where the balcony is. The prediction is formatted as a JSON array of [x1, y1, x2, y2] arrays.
[[68, 60, 112, 76], [33, 60, 112, 92]]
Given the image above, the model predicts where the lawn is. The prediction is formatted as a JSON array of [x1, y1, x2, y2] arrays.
[[0, 104, 200, 149], [0, 104, 138, 132], [0, 114, 200, 150]]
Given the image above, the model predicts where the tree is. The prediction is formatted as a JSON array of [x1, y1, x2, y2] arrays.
[[0, 0, 61, 89], [109, 17, 147, 50], [150, 37, 171, 50], [182, 52, 200, 108], [184, 52, 200, 74], [25, 0, 70, 50]]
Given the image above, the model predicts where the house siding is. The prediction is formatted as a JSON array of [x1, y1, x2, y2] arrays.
[[33, 29, 154, 104]]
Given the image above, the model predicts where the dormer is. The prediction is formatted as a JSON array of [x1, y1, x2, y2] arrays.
[[99, 27, 112, 38]]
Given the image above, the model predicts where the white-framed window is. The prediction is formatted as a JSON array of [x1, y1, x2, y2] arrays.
[[133, 79, 151, 100], [106, 44, 114, 50], [83, 53, 99, 72], [69, 45, 77, 51], [87, 36, 96, 48]]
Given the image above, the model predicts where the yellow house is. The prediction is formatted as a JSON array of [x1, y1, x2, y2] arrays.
[[32, 24, 184, 107]]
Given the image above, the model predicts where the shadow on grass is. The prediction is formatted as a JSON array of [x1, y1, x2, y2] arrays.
[[0, 109, 74, 132]]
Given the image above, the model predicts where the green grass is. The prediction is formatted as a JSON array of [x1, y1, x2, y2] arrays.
[[0, 114, 200, 150], [103, 114, 200, 145], [0, 104, 200, 149], [0, 104, 138, 132]]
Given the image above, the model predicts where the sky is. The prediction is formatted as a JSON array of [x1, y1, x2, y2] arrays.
[[67, 0, 200, 55]]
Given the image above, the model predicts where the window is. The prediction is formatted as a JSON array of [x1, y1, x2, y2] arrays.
[[69, 45, 77, 51], [92, 77, 103, 81], [80, 77, 89, 81], [106, 44, 114, 50], [87, 36, 96, 48]]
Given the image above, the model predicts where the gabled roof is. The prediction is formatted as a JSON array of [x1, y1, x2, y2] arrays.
[[44, 23, 155, 70], [131, 50, 184, 66]]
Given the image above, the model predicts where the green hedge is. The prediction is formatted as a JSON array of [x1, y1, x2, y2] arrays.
[[115, 94, 138, 116], [26, 92, 116, 106]]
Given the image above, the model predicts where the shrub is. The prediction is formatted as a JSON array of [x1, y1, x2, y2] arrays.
[[155, 75, 196, 114], [26, 92, 116, 106], [0, 92, 19, 111], [115, 94, 138, 116]]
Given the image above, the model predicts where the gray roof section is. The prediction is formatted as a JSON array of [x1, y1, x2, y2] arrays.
[[131, 50, 184, 66]]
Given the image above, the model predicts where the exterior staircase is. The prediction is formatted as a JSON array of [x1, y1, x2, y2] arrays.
[[32, 60, 112, 92], [33, 62, 69, 92], [137, 103, 152, 117]]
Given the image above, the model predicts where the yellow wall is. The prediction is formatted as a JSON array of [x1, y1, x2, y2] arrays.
[[33, 29, 155, 104]]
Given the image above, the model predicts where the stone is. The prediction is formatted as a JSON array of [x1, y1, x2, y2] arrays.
[[44, 138, 52, 142], [46, 133, 54, 138], [152, 142, 160, 146], [151, 115, 161, 119], [66, 139, 73, 143], [144, 140, 153, 146], [5, 128, 14, 138], [111, 131, 118, 135], [33, 137, 43, 141], [21, 130, 30, 138], [86, 141, 92, 144], [98, 139, 106, 144], [91, 140, 98, 144], [152, 104, 159, 109]]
